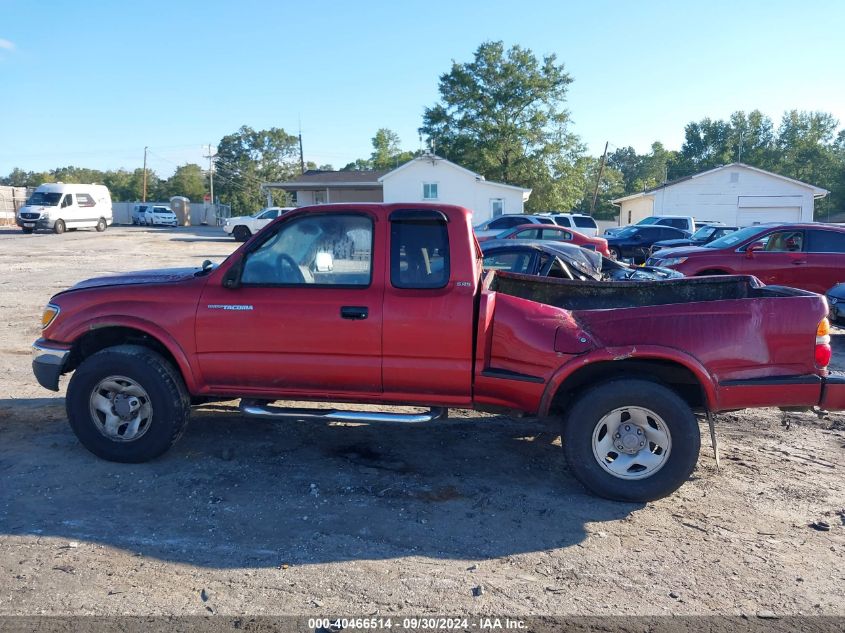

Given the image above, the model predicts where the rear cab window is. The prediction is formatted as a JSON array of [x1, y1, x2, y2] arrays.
[[390, 209, 450, 289]]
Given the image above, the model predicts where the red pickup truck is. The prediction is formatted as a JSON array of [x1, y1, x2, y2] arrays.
[[32, 203, 845, 502]]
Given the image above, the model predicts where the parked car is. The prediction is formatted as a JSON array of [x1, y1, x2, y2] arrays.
[[223, 207, 294, 241], [604, 215, 696, 238], [538, 213, 599, 237], [605, 225, 690, 263], [17, 183, 112, 234], [31, 203, 844, 502], [827, 284, 845, 324], [646, 223, 845, 295], [481, 240, 683, 282], [476, 223, 610, 257], [473, 214, 555, 239], [143, 205, 178, 227], [650, 224, 738, 256], [131, 204, 150, 225]]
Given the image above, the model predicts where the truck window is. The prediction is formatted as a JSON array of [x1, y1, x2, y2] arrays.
[[77, 193, 96, 208], [61, 194, 73, 208], [241, 213, 373, 286], [390, 215, 450, 289]]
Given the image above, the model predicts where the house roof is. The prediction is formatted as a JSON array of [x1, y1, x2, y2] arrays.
[[611, 162, 830, 204], [264, 169, 389, 190], [379, 154, 532, 198]]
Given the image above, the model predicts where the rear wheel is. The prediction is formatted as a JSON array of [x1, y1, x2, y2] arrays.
[[609, 247, 621, 260], [96, 218, 107, 232], [66, 345, 190, 463], [233, 225, 251, 242], [53, 219, 66, 235], [562, 378, 700, 502]]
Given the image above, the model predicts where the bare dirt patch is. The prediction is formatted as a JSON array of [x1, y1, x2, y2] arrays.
[[0, 226, 843, 616]]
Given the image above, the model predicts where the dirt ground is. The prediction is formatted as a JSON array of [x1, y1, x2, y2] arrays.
[[0, 225, 843, 617]]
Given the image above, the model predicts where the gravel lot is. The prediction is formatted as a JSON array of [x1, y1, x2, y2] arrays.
[[0, 225, 843, 617]]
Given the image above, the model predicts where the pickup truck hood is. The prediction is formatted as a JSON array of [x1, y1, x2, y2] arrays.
[[62, 267, 202, 292]]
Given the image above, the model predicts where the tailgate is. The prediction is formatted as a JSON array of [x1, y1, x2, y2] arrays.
[[821, 372, 845, 410]]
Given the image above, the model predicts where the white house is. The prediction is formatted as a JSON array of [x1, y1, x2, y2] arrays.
[[263, 154, 531, 224], [611, 163, 829, 227], [380, 154, 532, 224]]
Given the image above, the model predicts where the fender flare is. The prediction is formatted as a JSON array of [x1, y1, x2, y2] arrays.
[[538, 345, 717, 416], [64, 315, 200, 393]]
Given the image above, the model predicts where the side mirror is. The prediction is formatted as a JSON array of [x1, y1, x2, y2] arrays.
[[633, 233, 643, 241], [746, 241, 764, 258], [222, 258, 243, 289]]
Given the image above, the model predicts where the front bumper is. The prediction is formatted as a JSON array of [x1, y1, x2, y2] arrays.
[[32, 339, 71, 391], [222, 224, 234, 234], [17, 216, 53, 230]]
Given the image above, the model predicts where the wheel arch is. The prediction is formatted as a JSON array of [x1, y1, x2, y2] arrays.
[[64, 321, 199, 393], [540, 350, 716, 418]]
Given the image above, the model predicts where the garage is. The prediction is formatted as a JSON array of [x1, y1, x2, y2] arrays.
[[737, 195, 802, 225]]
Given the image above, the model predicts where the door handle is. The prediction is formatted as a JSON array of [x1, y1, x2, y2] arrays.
[[791, 259, 807, 265], [340, 306, 368, 320]]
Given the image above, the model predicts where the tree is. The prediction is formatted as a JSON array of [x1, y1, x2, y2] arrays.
[[163, 163, 206, 201], [214, 126, 300, 213], [370, 128, 415, 170], [420, 41, 584, 213]]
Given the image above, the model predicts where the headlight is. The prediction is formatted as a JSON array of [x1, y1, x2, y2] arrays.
[[41, 303, 60, 329], [659, 257, 688, 267]]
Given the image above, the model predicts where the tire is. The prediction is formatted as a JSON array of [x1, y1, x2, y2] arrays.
[[233, 225, 251, 242], [66, 345, 190, 463], [53, 219, 66, 235], [562, 378, 700, 502], [96, 218, 107, 232], [609, 247, 621, 260]]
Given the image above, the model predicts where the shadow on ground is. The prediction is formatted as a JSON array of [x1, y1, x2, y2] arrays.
[[0, 398, 636, 568]]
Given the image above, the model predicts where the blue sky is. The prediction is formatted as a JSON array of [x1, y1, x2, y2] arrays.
[[1, 0, 843, 178]]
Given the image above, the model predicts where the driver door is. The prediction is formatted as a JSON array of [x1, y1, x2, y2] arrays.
[[195, 211, 384, 395]]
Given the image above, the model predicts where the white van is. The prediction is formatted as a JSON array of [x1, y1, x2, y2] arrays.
[[17, 183, 113, 234]]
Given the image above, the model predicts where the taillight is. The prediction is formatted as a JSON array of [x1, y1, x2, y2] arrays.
[[815, 318, 831, 368]]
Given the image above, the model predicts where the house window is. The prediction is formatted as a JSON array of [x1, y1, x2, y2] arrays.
[[314, 191, 326, 204], [422, 183, 438, 200], [490, 198, 504, 217]]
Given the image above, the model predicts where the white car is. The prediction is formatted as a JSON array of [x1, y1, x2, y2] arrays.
[[539, 212, 599, 237], [143, 205, 178, 227], [473, 214, 556, 240], [223, 207, 294, 241]]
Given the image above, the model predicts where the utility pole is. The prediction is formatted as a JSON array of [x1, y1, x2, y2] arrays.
[[142, 146, 148, 202], [590, 141, 609, 216], [203, 144, 216, 226], [298, 132, 305, 174], [737, 131, 744, 163]]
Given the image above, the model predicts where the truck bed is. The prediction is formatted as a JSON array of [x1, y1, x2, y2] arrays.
[[491, 271, 814, 311]]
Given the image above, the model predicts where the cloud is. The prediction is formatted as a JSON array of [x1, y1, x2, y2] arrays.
[[0, 39, 15, 51]]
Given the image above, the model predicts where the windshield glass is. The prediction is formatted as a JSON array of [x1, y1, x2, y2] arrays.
[[636, 217, 661, 226], [691, 226, 716, 240], [27, 192, 62, 206], [153, 207, 170, 214], [705, 226, 765, 249]]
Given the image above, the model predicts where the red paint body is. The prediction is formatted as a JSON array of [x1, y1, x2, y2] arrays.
[[651, 223, 845, 294], [476, 223, 610, 257], [38, 204, 845, 415]]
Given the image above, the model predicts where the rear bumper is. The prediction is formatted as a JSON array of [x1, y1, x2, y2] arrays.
[[821, 372, 845, 410], [32, 339, 71, 391]]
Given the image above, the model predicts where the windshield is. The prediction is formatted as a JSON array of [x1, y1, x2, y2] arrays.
[[616, 227, 638, 238], [153, 207, 170, 214], [27, 192, 62, 206], [636, 217, 661, 226], [705, 226, 765, 249], [691, 226, 716, 240]]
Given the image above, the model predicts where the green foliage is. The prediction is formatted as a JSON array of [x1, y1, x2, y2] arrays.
[[214, 126, 300, 213], [420, 41, 583, 213], [162, 164, 206, 201]]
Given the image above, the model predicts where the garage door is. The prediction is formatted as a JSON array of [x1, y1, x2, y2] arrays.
[[737, 207, 801, 226]]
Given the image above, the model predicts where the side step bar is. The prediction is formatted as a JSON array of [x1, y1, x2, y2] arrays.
[[239, 400, 448, 424]]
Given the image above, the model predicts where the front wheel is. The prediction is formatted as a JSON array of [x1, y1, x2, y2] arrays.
[[609, 247, 621, 260], [66, 345, 190, 463], [96, 218, 107, 232], [562, 378, 700, 502], [233, 225, 251, 242], [53, 219, 66, 235]]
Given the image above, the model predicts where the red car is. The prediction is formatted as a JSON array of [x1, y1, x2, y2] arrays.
[[647, 223, 845, 294], [477, 223, 610, 257], [31, 204, 844, 502]]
